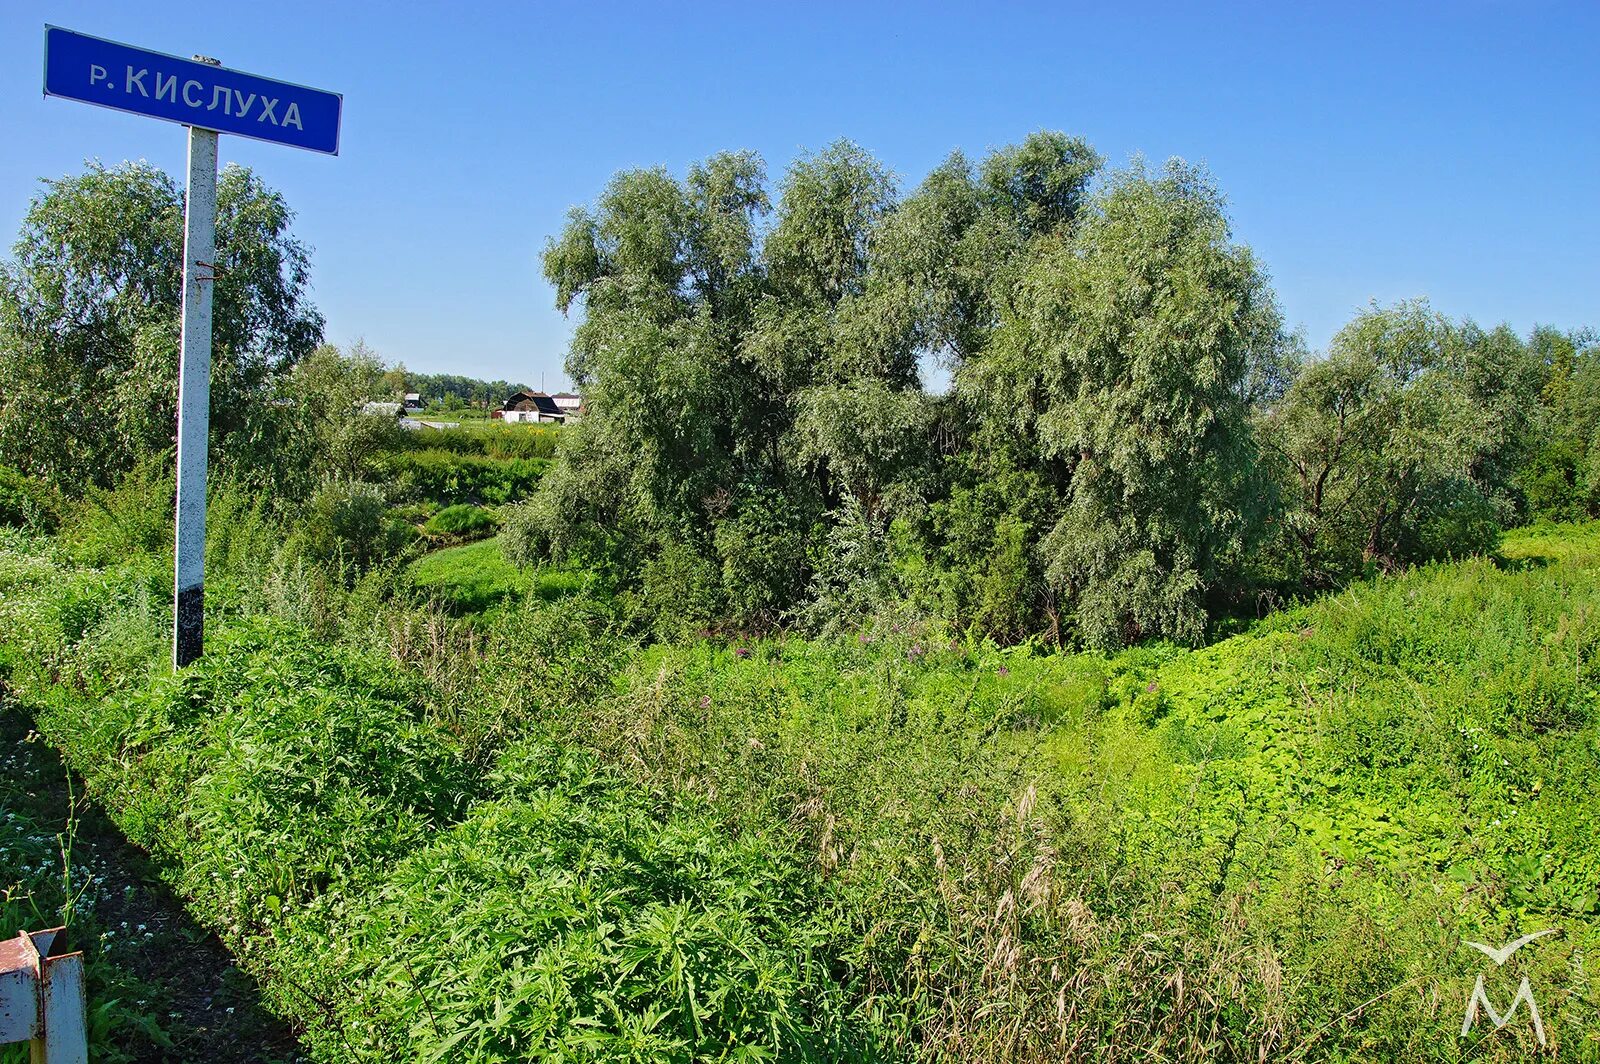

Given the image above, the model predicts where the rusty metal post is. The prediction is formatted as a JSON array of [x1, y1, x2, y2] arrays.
[[0, 928, 87, 1064]]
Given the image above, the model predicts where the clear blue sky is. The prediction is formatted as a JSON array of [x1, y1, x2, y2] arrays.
[[5, 1, 1597, 387]]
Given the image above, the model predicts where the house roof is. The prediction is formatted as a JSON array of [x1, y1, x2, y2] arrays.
[[503, 390, 562, 416]]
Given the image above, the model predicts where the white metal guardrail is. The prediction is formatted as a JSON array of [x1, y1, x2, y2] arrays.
[[0, 927, 87, 1063]]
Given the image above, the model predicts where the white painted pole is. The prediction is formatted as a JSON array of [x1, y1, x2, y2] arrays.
[[174, 121, 219, 669]]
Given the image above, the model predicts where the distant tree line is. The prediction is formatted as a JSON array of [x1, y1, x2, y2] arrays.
[[503, 133, 1600, 646], [402, 372, 532, 411]]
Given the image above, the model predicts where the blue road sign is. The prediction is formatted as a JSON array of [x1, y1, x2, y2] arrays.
[[44, 26, 341, 155]]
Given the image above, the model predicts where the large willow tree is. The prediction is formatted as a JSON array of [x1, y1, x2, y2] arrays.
[[972, 161, 1287, 647], [512, 136, 1296, 647]]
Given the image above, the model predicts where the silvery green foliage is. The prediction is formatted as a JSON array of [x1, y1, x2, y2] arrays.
[[518, 134, 1116, 635], [0, 161, 323, 491], [990, 160, 1286, 648], [1263, 300, 1530, 585]]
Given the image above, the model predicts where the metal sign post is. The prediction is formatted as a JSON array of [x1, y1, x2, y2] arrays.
[[44, 25, 341, 667], [175, 119, 218, 667]]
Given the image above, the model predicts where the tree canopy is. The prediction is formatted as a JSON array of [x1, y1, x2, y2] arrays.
[[509, 133, 1597, 648], [2, 144, 1592, 651], [0, 161, 323, 490]]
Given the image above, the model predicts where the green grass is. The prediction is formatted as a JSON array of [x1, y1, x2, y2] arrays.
[[407, 537, 527, 612], [422, 502, 497, 539], [1499, 519, 1600, 568], [544, 530, 1600, 1060], [3, 521, 1598, 1061], [406, 536, 588, 614]]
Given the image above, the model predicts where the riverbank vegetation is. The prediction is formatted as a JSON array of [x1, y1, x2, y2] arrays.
[[2, 133, 1597, 1061]]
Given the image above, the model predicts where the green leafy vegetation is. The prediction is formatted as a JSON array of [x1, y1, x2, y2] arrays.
[[389, 421, 561, 461], [422, 503, 498, 539], [0, 462, 58, 530], [407, 537, 590, 613], [510, 135, 1600, 649], [3, 516, 1598, 1059], [2, 136, 1598, 1063], [1500, 519, 1600, 568], [379, 449, 549, 506], [408, 536, 535, 613], [0, 162, 322, 493]]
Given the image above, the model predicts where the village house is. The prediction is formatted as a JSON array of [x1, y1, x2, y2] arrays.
[[501, 390, 569, 424]]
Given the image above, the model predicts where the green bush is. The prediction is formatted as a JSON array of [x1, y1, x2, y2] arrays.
[[422, 503, 496, 538], [636, 538, 723, 640], [62, 459, 173, 567], [375, 449, 548, 505], [0, 464, 58, 531], [294, 479, 416, 575], [327, 411, 408, 478], [713, 483, 816, 629]]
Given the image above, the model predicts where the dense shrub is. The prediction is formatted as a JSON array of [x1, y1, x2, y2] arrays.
[[376, 449, 548, 505], [327, 410, 408, 478], [635, 538, 724, 640], [61, 458, 173, 566], [422, 502, 496, 538], [0, 463, 58, 530], [293, 479, 416, 574], [713, 484, 816, 630]]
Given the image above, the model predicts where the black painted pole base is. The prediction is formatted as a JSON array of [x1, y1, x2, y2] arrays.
[[175, 584, 204, 668]]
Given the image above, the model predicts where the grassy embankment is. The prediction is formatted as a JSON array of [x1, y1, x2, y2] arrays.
[[2, 521, 1598, 1060]]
